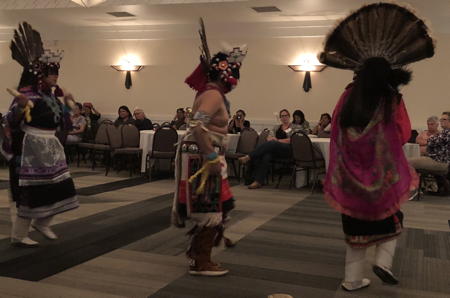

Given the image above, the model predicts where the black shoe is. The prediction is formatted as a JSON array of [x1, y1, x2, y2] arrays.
[[372, 265, 398, 285]]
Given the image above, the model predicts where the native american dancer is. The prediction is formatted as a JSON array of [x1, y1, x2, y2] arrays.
[[4, 23, 78, 247], [171, 19, 247, 276], [320, 3, 434, 291]]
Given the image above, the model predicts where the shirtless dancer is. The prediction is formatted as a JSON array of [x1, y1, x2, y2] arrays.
[[171, 20, 247, 276]]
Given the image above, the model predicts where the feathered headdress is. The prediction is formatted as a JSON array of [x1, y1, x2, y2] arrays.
[[185, 18, 247, 93], [10, 22, 64, 88], [10, 22, 45, 87], [319, 3, 435, 70]]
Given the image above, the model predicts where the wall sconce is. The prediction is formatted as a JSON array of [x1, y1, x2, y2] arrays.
[[111, 65, 144, 89], [71, 0, 107, 7], [288, 64, 327, 92]]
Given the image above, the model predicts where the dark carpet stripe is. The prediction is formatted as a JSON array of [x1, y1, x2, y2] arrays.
[[76, 176, 150, 196], [70, 171, 100, 179], [0, 171, 106, 190], [0, 180, 9, 190], [152, 195, 450, 298], [0, 192, 174, 281]]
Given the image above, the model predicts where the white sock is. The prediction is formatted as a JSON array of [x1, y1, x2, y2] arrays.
[[344, 245, 367, 283], [375, 239, 397, 272], [12, 216, 32, 240]]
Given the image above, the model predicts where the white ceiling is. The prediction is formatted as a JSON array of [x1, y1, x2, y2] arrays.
[[0, 0, 448, 41]]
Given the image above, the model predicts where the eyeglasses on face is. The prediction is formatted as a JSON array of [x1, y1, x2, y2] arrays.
[[280, 114, 290, 118]]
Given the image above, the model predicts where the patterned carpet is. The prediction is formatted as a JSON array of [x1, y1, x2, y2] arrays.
[[0, 167, 449, 297], [152, 196, 450, 298]]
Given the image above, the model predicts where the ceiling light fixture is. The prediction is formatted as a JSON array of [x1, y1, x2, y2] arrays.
[[71, 0, 107, 8]]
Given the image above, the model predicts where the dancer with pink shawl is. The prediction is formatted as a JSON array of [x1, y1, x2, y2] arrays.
[[319, 3, 434, 292]]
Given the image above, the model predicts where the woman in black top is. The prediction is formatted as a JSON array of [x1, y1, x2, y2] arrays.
[[114, 105, 134, 126], [240, 109, 296, 189]]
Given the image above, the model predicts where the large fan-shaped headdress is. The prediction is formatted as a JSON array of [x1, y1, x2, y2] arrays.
[[10, 22, 64, 88], [185, 18, 247, 93], [319, 3, 435, 70]]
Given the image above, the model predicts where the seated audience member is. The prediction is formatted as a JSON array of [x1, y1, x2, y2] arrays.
[[416, 115, 440, 155], [114, 105, 134, 126], [228, 109, 251, 133], [409, 112, 450, 195], [133, 108, 153, 131], [239, 109, 299, 189], [312, 113, 332, 137], [82, 102, 101, 141], [292, 109, 310, 134], [66, 102, 87, 144], [170, 108, 187, 130]]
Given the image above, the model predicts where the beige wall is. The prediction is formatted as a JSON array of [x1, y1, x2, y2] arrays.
[[0, 34, 448, 129]]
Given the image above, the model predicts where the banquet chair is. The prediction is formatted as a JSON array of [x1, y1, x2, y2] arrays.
[[112, 124, 142, 176], [408, 130, 419, 143], [77, 121, 111, 168], [225, 128, 258, 182], [146, 125, 178, 180], [257, 128, 271, 147], [103, 124, 123, 175], [288, 131, 326, 192]]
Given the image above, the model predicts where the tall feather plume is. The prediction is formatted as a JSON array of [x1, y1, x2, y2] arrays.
[[319, 2, 435, 70], [10, 22, 44, 68], [198, 18, 211, 68]]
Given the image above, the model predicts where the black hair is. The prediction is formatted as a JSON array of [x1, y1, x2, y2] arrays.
[[17, 70, 39, 90], [75, 102, 82, 110], [236, 109, 246, 117], [177, 108, 185, 113], [292, 110, 306, 125], [118, 105, 132, 118], [320, 113, 331, 122], [340, 57, 411, 129]]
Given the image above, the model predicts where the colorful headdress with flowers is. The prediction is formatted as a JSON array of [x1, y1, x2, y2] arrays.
[[185, 18, 247, 93]]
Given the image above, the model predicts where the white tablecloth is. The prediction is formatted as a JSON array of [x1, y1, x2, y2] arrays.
[[296, 139, 421, 188], [139, 130, 240, 173]]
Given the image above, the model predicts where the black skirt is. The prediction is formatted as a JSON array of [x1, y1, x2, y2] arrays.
[[341, 211, 403, 247]]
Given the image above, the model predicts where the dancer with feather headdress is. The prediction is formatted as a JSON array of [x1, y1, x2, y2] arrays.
[[320, 3, 434, 291], [5, 23, 78, 247], [171, 18, 247, 276]]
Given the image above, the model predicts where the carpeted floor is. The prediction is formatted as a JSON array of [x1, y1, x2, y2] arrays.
[[0, 167, 449, 297]]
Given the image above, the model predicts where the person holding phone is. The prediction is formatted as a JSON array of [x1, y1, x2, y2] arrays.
[[227, 109, 250, 134]]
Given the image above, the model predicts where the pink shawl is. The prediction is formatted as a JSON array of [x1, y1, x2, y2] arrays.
[[324, 85, 418, 221]]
